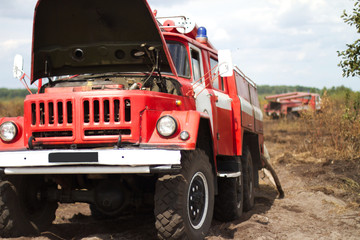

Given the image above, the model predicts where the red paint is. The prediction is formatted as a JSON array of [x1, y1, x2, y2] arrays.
[[264, 92, 321, 118], [0, 0, 265, 173]]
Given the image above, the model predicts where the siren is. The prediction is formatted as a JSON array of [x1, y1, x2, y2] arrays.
[[157, 16, 197, 37], [196, 27, 208, 44], [163, 19, 177, 33]]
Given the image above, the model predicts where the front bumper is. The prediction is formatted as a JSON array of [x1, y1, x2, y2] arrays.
[[0, 148, 181, 175]]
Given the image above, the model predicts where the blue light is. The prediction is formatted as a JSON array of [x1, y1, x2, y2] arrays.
[[196, 27, 208, 43], [197, 27, 207, 38]]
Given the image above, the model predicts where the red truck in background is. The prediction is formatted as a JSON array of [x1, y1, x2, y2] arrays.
[[264, 92, 321, 119], [0, 0, 266, 239]]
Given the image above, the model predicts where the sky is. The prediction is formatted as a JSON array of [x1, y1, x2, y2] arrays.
[[0, 0, 359, 91]]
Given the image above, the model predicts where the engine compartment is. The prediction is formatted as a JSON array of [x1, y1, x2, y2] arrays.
[[40, 74, 182, 96]]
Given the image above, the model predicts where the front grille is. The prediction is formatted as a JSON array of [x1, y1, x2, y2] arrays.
[[83, 98, 131, 124], [31, 100, 73, 126], [84, 129, 131, 136], [33, 131, 73, 138], [27, 95, 134, 143]]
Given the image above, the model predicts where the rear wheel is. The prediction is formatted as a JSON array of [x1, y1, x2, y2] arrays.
[[154, 149, 214, 239], [214, 159, 243, 222], [242, 145, 255, 211], [0, 176, 58, 238], [90, 204, 115, 220]]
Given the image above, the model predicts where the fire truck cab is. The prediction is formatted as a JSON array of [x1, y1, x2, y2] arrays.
[[264, 92, 321, 119], [0, 0, 265, 239]]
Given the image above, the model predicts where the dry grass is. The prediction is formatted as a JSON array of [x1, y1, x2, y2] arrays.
[[0, 98, 24, 117], [301, 95, 360, 160], [264, 93, 360, 206]]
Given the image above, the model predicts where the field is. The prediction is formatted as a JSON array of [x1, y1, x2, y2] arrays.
[[1, 86, 360, 239]]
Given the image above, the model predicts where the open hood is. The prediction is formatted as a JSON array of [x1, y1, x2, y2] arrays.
[[31, 0, 174, 82]]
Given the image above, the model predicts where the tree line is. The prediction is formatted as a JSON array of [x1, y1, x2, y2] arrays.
[[257, 85, 320, 95], [0, 86, 356, 100], [0, 88, 35, 100]]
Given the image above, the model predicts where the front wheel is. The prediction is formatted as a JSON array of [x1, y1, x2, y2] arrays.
[[0, 176, 58, 238], [154, 149, 214, 239]]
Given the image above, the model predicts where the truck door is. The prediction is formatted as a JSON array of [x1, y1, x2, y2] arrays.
[[190, 44, 214, 130], [209, 56, 234, 156]]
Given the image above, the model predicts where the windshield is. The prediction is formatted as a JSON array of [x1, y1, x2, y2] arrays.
[[166, 41, 190, 78]]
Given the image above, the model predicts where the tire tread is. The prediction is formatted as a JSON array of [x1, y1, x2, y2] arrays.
[[154, 150, 213, 240]]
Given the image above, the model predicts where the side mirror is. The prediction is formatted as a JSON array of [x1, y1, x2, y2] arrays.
[[13, 54, 24, 79], [218, 49, 234, 77]]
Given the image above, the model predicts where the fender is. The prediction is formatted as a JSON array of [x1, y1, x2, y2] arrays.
[[0, 117, 26, 151], [140, 110, 212, 150]]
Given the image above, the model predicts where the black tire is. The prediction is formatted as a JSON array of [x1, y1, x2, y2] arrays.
[[89, 204, 129, 220], [241, 145, 255, 211], [0, 176, 58, 238], [214, 159, 243, 222], [286, 112, 299, 120], [90, 204, 111, 220], [154, 150, 214, 240]]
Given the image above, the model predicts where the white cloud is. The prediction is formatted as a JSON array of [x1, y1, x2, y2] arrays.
[[212, 28, 231, 42], [0, 0, 37, 19], [0, 39, 31, 51], [0, 0, 359, 90], [296, 51, 306, 61]]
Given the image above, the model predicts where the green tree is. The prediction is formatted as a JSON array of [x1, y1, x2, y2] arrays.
[[338, 0, 360, 77]]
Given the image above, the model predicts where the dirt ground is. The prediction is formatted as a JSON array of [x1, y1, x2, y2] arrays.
[[4, 120, 360, 240]]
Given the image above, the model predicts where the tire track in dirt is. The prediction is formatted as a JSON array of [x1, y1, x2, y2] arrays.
[[4, 128, 360, 240]]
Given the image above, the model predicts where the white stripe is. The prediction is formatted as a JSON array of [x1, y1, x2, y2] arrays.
[[292, 105, 309, 111], [4, 166, 152, 175], [0, 149, 181, 167], [217, 172, 241, 178], [254, 106, 263, 121], [193, 83, 214, 131], [214, 91, 232, 111], [239, 96, 253, 116]]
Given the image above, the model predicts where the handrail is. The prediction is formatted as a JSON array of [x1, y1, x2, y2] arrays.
[[156, 15, 187, 29], [156, 15, 195, 35], [234, 65, 257, 88], [156, 16, 187, 20]]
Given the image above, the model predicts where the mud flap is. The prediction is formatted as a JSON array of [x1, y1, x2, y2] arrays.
[[261, 145, 285, 199]]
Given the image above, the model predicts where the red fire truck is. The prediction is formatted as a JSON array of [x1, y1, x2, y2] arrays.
[[0, 0, 265, 239], [264, 92, 321, 119]]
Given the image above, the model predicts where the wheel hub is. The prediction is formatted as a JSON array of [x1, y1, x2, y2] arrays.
[[187, 172, 209, 229]]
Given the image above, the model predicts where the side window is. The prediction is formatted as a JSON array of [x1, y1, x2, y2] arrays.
[[166, 42, 190, 78], [249, 86, 260, 107], [191, 50, 202, 82], [235, 72, 250, 101], [210, 57, 224, 91]]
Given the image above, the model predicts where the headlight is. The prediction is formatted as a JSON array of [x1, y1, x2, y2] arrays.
[[0, 122, 18, 142], [157, 115, 177, 137]]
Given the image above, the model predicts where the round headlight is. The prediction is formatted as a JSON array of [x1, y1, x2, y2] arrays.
[[157, 116, 177, 137], [0, 122, 18, 142]]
